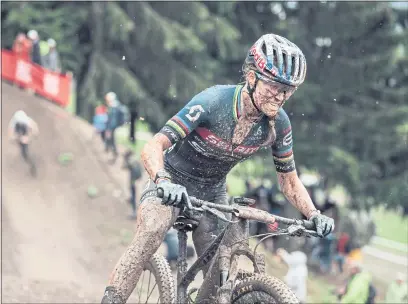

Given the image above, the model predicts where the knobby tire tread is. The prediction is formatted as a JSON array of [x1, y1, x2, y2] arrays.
[[231, 273, 299, 304]]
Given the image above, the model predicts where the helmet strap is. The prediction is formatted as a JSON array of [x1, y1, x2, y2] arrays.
[[246, 75, 261, 112]]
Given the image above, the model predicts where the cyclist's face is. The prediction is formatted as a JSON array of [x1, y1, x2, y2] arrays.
[[249, 71, 296, 117]]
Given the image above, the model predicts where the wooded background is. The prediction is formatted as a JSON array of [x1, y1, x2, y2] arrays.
[[2, 1, 407, 210]]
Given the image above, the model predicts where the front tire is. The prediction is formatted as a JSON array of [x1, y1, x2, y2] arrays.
[[231, 274, 299, 304], [129, 253, 176, 304]]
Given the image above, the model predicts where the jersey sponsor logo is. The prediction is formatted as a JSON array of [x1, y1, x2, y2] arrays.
[[255, 125, 263, 137], [166, 144, 176, 153], [249, 45, 267, 71], [162, 126, 179, 142], [283, 131, 293, 146], [189, 138, 239, 162], [186, 105, 205, 123], [196, 127, 260, 156]]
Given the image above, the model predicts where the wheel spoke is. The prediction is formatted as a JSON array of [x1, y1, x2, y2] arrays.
[[138, 270, 146, 302], [145, 271, 152, 302], [145, 281, 158, 303]]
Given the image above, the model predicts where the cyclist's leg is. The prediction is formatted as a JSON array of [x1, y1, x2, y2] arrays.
[[102, 180, 179, 303], [19, 142, 29, 161]]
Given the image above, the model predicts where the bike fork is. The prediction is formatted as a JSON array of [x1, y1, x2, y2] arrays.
[[217, 245, 232, 304], [177, 230, 188, 304]]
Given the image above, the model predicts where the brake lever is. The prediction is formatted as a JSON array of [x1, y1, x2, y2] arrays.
[[201, 205, 238, 224], [287, 225, 321, 238]]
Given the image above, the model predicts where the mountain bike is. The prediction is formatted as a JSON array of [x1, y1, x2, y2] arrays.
[[132, 192, 319, 304]]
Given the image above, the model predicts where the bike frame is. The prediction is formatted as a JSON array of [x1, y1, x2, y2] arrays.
[[175, 205, 265, 304]]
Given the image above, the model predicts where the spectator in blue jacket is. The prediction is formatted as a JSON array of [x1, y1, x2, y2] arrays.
[[105, 92, 120, 163]]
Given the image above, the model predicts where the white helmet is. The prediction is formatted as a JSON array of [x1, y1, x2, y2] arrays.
[[105, 92, 117, 102], [27, 30, 38, 40], [244, 33, 307, 87], [47, 38, 57, 48], [14, 110, 29, 122]]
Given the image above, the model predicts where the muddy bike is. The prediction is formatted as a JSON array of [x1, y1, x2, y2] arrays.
[[133, 193, 320, 304]]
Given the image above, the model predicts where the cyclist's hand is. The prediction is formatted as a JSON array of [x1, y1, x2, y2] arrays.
[[309, 212, 334, 237], [20, 135, 29, 144], [157, 180, 189, 208]]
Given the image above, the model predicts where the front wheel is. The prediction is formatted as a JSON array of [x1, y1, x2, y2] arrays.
[[128, 253, 176, 304], [231, 274, 299, 304]]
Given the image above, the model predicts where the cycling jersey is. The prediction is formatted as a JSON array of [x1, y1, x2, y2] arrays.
[[159, 84, 296, 183], [9, 114, 32, 136], [14, 122, 28, 136]]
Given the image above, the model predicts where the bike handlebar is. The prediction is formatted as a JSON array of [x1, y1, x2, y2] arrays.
[[156, 188, 318, 236]]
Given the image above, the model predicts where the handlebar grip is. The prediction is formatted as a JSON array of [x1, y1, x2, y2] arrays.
[[157, 188, 164, 198], [303, 220, 315, 230]]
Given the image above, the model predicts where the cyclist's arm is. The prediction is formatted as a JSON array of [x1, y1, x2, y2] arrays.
[[7, 118, 16, 139], [141, 91, 212, 181], [272, 110, 318, 219], [141, 133, 173, 180], [28, 119, 39, 136], [277, 171, 317, 218]]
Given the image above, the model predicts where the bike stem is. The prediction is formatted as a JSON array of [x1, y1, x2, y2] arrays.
[[177, 230, 188, 304]]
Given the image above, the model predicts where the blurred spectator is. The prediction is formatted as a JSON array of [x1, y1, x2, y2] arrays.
[[27, 30, 42, 66], [12, 33, 31, 61], [276, 248, 308, 304], [164, 228, 195, 270], [245, 179, 253, 193], [92, 102, 108, 144], [334, 232, 352, 274], [310, 232, 336, 274], [43, 39, 61, 72], [128, 100, 138, 144], [39, 39, 50, 61], [385, 272, 407, 304], [122, 149, 142, 219], [320, 232, 336, 274], [348, 247, 363, 263], [8, 110, 39, 177], [247, 180, 275, 251], [336, 259, 375, 304], [105, 92, 120, 163]]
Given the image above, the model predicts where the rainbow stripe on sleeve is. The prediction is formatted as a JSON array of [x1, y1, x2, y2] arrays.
[[166, 116, 192, 138]]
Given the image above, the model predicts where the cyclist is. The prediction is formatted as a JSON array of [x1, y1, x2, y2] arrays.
[[8, 110, 39, 176], [102, 33, 335, 303]]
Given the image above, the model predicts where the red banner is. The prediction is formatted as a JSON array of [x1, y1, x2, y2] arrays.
[[1, 49, 72, 107]]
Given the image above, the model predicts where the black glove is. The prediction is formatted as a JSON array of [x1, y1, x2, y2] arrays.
[[309, 211, 335, 238], [157, 180, 189, 208]]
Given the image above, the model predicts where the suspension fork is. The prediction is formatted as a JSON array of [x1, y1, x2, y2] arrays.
[[177, 230, 188, 304]]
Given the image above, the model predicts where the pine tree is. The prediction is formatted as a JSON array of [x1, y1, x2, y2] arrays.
[[277, 2, 407, 208]]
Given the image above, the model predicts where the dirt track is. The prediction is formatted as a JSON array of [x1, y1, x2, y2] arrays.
[[1, 82, 140, 303]]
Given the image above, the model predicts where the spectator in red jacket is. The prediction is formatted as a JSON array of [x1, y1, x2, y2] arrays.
[[335, 232, 352, 274], [12, 33, 32, 61]]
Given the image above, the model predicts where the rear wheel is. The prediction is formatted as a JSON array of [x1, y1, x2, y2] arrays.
[[231, 274, 299, 304], [128, 253, 176, 304]]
